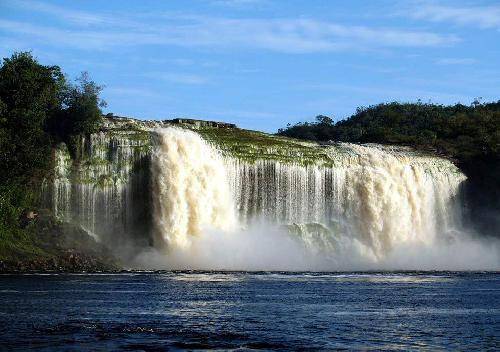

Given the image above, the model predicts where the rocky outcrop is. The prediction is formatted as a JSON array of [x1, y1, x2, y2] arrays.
[[0, 213, 120, 273], [170, 118, 236, 129], [0, 250, 119, 273]]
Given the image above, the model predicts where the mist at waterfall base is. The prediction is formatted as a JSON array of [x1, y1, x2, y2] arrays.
[[131, 127, 499, 271], [134, 222, 499, 271]]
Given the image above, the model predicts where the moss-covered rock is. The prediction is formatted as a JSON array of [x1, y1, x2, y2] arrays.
[[197, 127, 335, 166]]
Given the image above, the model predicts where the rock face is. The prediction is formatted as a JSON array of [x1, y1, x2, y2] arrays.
[[43, 120, 153, 258], [103, 115, 237, 129], [43, 115, 467, 263], [171, 118, 236, 129]]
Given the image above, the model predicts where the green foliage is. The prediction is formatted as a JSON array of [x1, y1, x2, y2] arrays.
[[0, 52, 105, 258], [0, 52, 63, 253], [0, 52, 64, 184], [50, 72, 106, 141], [278, 102, 499, 164], [0, 183, 46, 260], [198, 126, 333, 166]]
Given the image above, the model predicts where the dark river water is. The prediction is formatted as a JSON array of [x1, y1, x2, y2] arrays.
[[0, 272, 498, 351]]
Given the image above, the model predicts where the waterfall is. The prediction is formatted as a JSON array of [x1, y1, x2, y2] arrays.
[[46, 131, 151, 250], [149, 127, 466, 259], [48, 123, 469, 264], [151, 128, 237, 250], [224, 144, 465, 258]]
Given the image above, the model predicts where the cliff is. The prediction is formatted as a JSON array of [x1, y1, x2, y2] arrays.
[[34, 115, 466, 268]]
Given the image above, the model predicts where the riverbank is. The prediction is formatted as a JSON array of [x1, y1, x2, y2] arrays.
[[0, 251, 119, 273], [0, 215, 120, 273]]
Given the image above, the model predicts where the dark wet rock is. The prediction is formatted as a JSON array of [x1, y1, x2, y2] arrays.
[[0, 251, 120, 273], [0, 214, 121, 273]]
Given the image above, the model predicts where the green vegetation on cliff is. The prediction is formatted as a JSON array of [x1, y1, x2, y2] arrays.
[[0, 52, 108, 267], [198, 126, 334, 166]]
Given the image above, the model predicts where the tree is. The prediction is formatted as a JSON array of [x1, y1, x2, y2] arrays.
[[315, 115, 333, 125], [0, 52, 106, 239], [0, 52, 65, 236], [50, 72, 106, 142], [63, 71, 106, 136], [0, 52, 65, 183]]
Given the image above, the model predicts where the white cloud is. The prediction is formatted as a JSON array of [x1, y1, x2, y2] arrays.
[[435, 58, 477, 65], [105, 86, 164, 99], [211, 0, 264, 8], [294, 82, 471, 103], [0, 2, 460, 53], [3, 0, 134, 27], [149, 72, 209, 85], [171, 58, 196, 66], [409, 3, 500, 29]]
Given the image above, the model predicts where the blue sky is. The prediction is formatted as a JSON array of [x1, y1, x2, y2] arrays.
[[1, 0, 499, 132]]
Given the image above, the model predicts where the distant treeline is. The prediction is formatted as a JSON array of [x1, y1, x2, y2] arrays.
[[0, 52, 105, 257], [278, 102, 499, 163], [278, 101, 500, 235]]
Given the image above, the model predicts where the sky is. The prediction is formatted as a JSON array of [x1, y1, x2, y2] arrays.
[[0, 0, 499, 132]]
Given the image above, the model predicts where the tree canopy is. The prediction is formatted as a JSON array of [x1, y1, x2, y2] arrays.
[[278, 101, 499, 165], [0, 52, 64, 183], [0, 52, 106, 183], [0, 52, 105, 241]]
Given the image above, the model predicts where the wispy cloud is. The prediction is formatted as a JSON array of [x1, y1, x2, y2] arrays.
[[435, 57, 477, 65], [0, 1, 460, 53], [170, 58, 196, 66], [409, 3, 500, 29], [3, 0, 133, 27], [294, 82, 471, 103], [148, 72, 209, 85], [211, 0, 265, 8], [105, 86, 164, 99]]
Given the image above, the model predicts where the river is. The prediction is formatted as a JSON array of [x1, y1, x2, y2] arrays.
[[0, 271, 498, 350]]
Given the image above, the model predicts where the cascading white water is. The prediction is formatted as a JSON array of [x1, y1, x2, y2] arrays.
[[46, 131, 152, 250], [150, 127, 466, 260], [151, 128, 237, 250], [341, 144, 464, 256], [224, 144, 465, 258]]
